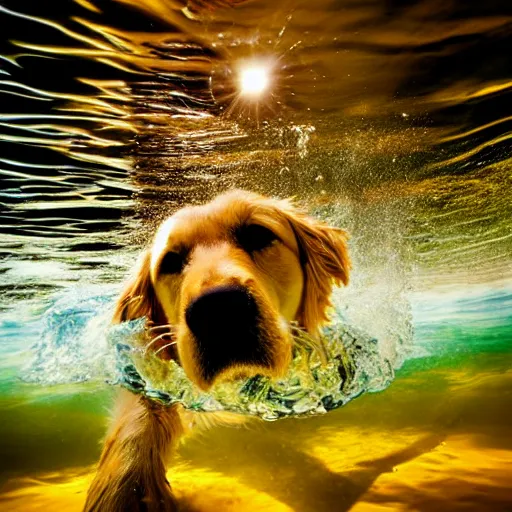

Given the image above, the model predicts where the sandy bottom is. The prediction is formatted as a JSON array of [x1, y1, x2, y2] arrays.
[[1, 356, 511, 511]]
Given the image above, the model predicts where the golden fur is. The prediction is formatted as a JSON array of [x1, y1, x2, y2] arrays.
[[85, 190, 350, 511]]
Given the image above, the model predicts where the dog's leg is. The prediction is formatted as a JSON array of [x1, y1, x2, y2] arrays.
[[84, 389, 183, 512]]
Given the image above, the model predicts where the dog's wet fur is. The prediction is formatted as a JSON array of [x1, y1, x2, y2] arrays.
[[85, 190, 350, 511]]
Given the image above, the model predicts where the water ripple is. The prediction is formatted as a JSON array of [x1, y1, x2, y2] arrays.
[[0, 0, 511, 305]]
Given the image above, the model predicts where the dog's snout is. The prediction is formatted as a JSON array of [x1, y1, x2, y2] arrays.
[[184, 285, 269, 384], [185, 285, 258, 337]]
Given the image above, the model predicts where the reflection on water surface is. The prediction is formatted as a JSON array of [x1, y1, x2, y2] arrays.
[[0, 0, 511, 510]]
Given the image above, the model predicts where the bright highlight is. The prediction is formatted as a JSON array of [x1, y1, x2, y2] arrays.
[[239, 65, 270, 97]]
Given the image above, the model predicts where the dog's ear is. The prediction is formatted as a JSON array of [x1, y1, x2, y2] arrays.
[[282, 204, 350, 335], [113, 250, 164, 325]]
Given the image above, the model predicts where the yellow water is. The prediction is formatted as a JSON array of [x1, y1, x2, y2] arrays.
[[1, 351, 511, 511]]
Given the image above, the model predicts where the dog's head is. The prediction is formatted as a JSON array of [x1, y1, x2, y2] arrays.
[[114, 190, 350, 390]]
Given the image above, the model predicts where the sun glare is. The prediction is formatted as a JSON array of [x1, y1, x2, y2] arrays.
[[238, 64, 271, 97]]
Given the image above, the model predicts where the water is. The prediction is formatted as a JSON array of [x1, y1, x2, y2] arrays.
[[24, 300, 395, 420], [1, 1, 511, 510]]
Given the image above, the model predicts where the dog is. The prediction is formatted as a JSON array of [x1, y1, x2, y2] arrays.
[[84, 189, 350, 511]]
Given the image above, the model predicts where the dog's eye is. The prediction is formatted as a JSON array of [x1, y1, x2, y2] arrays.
[[236, 224, 279, 253], [159, 251, 186, 274]]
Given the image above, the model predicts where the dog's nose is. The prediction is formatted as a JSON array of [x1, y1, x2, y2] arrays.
[[185, 285, 268, 383], [185, 284, 258, 339]]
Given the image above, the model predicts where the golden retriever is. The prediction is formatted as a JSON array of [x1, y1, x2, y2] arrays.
[[84, 189, 350, 511]]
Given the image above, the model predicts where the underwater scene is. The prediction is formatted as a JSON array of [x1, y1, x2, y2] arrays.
[[0, 0, 511, 510]]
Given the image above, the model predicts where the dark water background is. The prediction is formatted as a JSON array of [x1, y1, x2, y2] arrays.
[[0, 1, 511, 510]]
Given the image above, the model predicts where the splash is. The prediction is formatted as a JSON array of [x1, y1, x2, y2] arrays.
[[291, 124, 316, 159], [109, 316, 393, 421], [22, 275, 410, 420], [22, 289, 118, 385]]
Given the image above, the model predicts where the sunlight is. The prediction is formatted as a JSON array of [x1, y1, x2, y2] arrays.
[[238, 62, 271, 98]]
